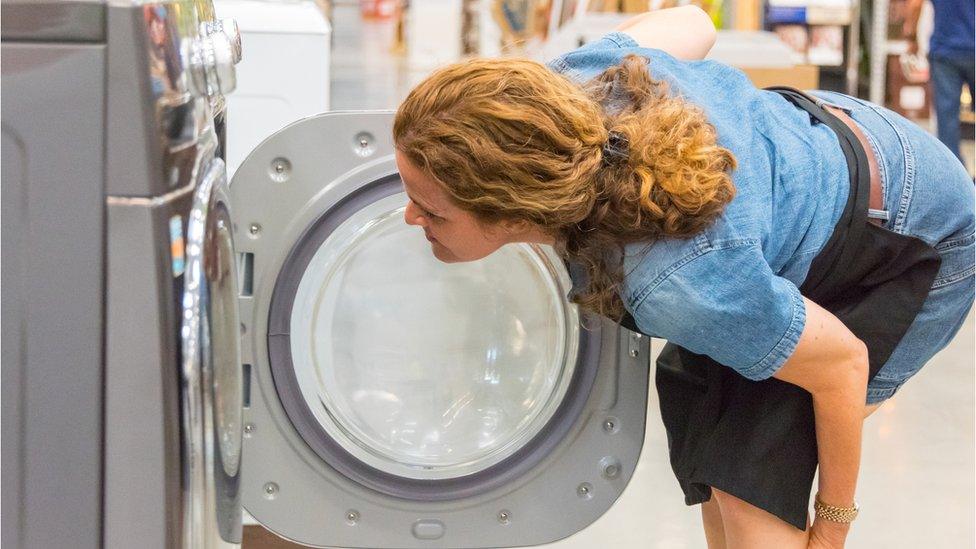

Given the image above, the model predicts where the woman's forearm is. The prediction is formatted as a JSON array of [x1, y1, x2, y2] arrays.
[[772, 297, 870, 532], [811, 375, 867, 508]]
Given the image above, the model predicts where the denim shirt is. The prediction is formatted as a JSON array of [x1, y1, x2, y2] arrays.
[[549, 32, 851, 380]]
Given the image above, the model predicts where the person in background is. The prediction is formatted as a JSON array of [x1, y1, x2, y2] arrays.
[[904, 0, 975, 162]]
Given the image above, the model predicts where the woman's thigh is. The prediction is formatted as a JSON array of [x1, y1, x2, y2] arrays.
[[710, 487, 808, 549]]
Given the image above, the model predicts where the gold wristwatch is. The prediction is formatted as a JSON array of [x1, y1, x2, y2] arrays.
[[814, 493, 859, 523]]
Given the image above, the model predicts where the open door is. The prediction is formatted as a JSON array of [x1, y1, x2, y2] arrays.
[[230, 112, 649, 548]]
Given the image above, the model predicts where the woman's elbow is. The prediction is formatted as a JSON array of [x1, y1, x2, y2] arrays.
[[688, 5, 718, 54], [823, 340, 870, 399]]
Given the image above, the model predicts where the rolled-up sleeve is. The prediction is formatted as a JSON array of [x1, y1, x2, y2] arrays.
[[628, 241, 806, 380], [545, 32, 642, 76]]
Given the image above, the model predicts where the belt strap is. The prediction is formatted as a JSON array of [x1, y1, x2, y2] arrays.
[[822, 104, 885, 226], [765, 86, 873, 293]]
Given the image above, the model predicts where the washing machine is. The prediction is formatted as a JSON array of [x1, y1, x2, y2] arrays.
[[2, 1, 651, 548], [2, 1, 244, 547]]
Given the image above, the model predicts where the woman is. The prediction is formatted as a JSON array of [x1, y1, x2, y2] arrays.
[[391, 6, 975, 548]]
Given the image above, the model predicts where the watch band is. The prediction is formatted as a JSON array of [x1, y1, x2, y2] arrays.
[[814, 494, 860, 523]]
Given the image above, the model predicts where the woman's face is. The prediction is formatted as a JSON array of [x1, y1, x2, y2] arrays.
[[397, 149, 527, 263]]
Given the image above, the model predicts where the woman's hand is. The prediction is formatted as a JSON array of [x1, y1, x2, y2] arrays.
[[808, 518, 851, 549]]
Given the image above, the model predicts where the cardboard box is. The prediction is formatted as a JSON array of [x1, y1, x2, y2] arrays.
[[621, 0, 650, 12], [741, 65, 820, 89], [886, 54, 931, 119], [243, 525, 305, 548]]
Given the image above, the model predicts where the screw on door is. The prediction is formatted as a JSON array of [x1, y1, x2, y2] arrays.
[[353, 132, 376, 158], [269, 157, 292, 183]]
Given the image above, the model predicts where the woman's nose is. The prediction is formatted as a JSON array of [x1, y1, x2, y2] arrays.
[[404, 202, 427, 228]]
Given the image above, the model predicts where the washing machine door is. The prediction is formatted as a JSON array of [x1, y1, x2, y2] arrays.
[[182, 157, 244, 548], [231, 112, 650, 548]]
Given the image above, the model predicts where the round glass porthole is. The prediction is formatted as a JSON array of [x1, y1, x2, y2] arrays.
[[288, 192, 580, 480]]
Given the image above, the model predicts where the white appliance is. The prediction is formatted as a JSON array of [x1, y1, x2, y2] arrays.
[[213, 0, 332, 177]]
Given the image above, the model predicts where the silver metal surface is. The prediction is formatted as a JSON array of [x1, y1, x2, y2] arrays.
[[181, 157, 243, 549], [202, 18, 242, 64], [106, 0, 223, 197], [185, 16, 241, 97]]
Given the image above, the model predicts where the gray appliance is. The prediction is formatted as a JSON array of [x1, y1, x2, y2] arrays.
[[2, 1, 653, 547], [2, 1, 244, 548]]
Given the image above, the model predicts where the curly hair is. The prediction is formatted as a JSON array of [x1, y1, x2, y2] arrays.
[[393, 54, 736, 319]]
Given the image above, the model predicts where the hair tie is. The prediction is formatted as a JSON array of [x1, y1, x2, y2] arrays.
[[601, 130, 629, 167]]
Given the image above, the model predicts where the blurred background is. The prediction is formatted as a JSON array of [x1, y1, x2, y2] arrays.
[[221, 0, 973, 177]]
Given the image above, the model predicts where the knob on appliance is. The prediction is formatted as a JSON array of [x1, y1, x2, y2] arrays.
[[183, 18, 242, 98], [203, 18, 242, 64]]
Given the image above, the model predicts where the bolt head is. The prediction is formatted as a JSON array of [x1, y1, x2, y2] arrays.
[[269, 157, 292, 182]]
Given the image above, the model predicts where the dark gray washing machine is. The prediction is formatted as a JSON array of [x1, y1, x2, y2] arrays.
[[229, 114, 651, 548], [2, 1, 243, 548]]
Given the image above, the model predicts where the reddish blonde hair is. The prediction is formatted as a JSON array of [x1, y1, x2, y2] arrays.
[[394, 54, 736, 319]]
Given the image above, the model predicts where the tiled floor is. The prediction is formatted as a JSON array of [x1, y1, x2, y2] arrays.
[[244, 4, 975, 548]]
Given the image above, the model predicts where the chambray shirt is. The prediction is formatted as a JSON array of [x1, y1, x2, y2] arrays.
[[549, 33, 851, 381]]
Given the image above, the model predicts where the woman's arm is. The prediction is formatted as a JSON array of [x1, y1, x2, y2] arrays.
[[773, 297, 869, 546], [902, 0, 924, 54], [615, 6, 717, 60]]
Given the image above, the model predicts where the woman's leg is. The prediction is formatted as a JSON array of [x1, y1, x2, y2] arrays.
[[701, 496, 727, 549], [705, 401, 882, 549], [711, 487, 808, 549], [864, 401, 884, 418], [929, 54, 966, 161]]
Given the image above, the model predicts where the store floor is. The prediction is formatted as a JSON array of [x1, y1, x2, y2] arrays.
[[242, 5, 975, 548]]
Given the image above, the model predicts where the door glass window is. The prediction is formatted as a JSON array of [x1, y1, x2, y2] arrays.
[[290, 193, 580, 480]]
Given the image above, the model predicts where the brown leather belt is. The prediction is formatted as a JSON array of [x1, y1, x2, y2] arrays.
[[824, 105, 885, 227]]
